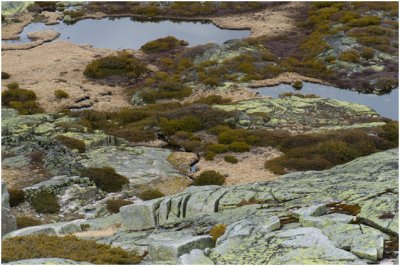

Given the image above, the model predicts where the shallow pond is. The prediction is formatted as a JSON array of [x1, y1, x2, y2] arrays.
[[254, 82, 399, 120], [5, 17, 251, 49]]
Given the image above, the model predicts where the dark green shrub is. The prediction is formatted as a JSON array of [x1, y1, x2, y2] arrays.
[[228, 142, 250, 152], [266, 156, 333, 175], [159, 116, 202, 135], [204, 151, 216, 161], [116, 108, 149, 124], [31, 191, 60, 214], [375, 77, 397, 92], [218, 129, 248, 144], [63, 9, 85, 19], [141, 36, 187, 53], [347, 16, 381, 27], [380, 121, 398, 145], [193, 170, 225, 186], [106, 199, 132, 213], [54, 90, 69, 99], [224, 155, 238, 164], [139, 189, 164, 200], [16, 216, 42, 229], [8, 189, 25, 207], [140, 78, 193, 103], [2, 72, 10, 79], [193, 95, 231, 105], [292, 80, 303, 90], [8, 101, 44, 115], [339, 50, 360, 63], [84, 52, 148, 78], [82, 167, 129, 193], [210, 224, 226, 241], [174, 131, 191, 140], [207, 125, 232, 135], [360, 47, 375, 60], [182, 140, 202, 152], [55, 135, 86, 153], [1, 235, 143, 264], [6, 82, 19, 90], [2, 88, 36, 105], [206, 143, 229, 154]]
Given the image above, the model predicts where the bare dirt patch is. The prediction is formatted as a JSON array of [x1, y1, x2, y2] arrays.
[[2, 12, 35, 40], [250, 72, 330, 88], [210, 2, 305, 38], [185, 84, 260, 104], [1, 41, 133, 112], [194, 147, 283, 186]]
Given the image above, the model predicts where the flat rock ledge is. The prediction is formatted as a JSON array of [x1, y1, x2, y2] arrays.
[[3, 149, 398, 264], [2, 30, 60, 50]]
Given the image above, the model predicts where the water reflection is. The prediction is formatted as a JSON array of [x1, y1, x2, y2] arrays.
[[4, 17, 250, 49], [254, 82, 399, 120]]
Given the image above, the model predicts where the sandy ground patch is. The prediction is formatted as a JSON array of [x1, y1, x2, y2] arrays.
[[210, 2, 305, 38], [2, 167, 52, 189], [194, 147, 283, 186], [73, 227, 117, 238], [250, 72, 330, 88], [185, 85, 260, 104], [1, 41, 133, 112], [2, 30, 60, 50], [2, 12, 35, 40]]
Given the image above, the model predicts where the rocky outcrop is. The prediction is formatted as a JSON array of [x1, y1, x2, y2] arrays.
[[80, 145, 190, 188], [7, 149, 397, 264], [214, 96, 386, 132], [1, 182, 17, 237]]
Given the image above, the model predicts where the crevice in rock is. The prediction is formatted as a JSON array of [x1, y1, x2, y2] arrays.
[[74, 95, 90, 103], [181, 194, 191, 219], [214, 190, 228, 213], [357, 217, 398, 238]]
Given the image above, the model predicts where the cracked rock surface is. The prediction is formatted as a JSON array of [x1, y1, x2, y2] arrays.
[[4, 149, 398, 264]]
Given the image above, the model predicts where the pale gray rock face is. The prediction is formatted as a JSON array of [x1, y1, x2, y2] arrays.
[[3, 220, 84, 239], [4, 150, 397, 264], [79, 145, 187, 187], [1, 182, 17, 236], [147, 230, 214, 263], [178, 249, 215, 265], [120, 199, 161, 231]]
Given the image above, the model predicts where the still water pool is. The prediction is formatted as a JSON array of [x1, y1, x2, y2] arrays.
[[254, 82, 399, 120], [5, 17, 251, 49]]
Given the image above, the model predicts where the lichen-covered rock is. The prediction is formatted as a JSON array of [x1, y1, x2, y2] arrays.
[[211, 227, 364, 264], [1, 182, 17, 236], [299, 213, 354, 228], [147, 230, 214, 263], [350, 234, 384, 261], [178, 249, 215, 265], [3, 220, 83, 239], [7, 149, 395, 264], [214, 96, 385, 132], [79, 145, 188, 187], [120, 199, 161, 231]]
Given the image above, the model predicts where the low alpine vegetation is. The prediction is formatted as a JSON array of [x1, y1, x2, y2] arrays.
[[193, 170, 225, 186], [1, 235, 143, 264], [81, 167, 129, 193], [84, 52, 148, 79]]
